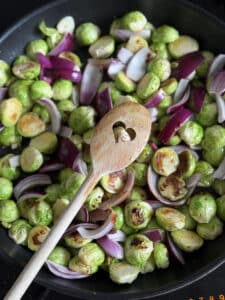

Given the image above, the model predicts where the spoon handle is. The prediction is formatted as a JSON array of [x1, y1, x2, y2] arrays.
[[4, 169, 101, 300]]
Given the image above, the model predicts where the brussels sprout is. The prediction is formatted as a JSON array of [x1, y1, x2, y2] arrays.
[[121, 222, 138, 235], [0, 60, 11, 87], [141, 254, 155, 274], [89, 36, 115, 58], [20, 146, 43, 173], [122, 11, 147, 31], [8, 219, 31, 245], [0, 126, 22, 148], [48, 246, 71, 266], [9, 79, 33, 111], [152, 25, 179, 44], [0, 200, 19, 223], [168, 35, 199, 58], [78, 242, 105, 266], [0, 177, 13, 201], [109, 261, 140, 284], [52, 198, 70, 222], [136, 72, 160, 100], [69, 106, 96, 135], [30, 80, 53, 101], [216, 195, 225, 221], [153, 242, 169, 269], [152, 147, 179, 176], [178, 205, 196, 230], [57, 100, 75, 114], [100, 255, 118, 272], [45, 184, 62, 204], [212, 179, 225, 196], [203, 147, 225, 167], [39, 21, 62, 49], [17, 113, 46, 137], [85, 187, 104, 211], [147, 58, 171, 81], [125, 234, 153, 268], [126, 36, 148, 53], [136, 144, 153, 163], [0, 154, 20, 181], [124, 200, 153, 230], [69, 256, 98, 274], [27, 225, 50, 251], [160, 78, 178, 95], [30, 132, 58, 154], [64, 172, 86, 200], [130, 186, 147, 201], [70, 134, 83, 151], [100, 169, 127, 194], [52, 79, 73, 101], [174, 150, 196, 179], [196, 216, 223, 240], [98, 81, 122, 106], [149, 42, 169, 59], [145, 217, 163, 230], [27, 199, 53, 226], [12, 61, 40, 80], [58, 168, 74, 183], [196, 102, 218, 127], [76, 22, 101, 46], [196, 51, 214, 78], [26, 39, 48, 60], [32, 104, 50, 123], [17, 198, 35, 219], [171, 229, 204, 252], [178, 121, 204, 147], [158, 96, 173, 111], [201, 125, 225, 150], [158, 175, 188, 201], [189, 193, 216, 223], [65, 231, 92, 248], [155, 207, 185, 231], [127, 163, 148, 187], [194, 161, 214, 187], [115, 71, 136, 93], [0, 98, 22, 127], [82, 129, 94, 145], [112, 206, 124, 230], [13, 55, 30, 66]]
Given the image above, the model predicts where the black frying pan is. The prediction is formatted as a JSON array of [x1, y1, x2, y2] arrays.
[[0, 0, 225, 299]]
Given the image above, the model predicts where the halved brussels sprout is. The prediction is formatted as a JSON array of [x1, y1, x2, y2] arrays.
[[153, 242, 169, 269], [136, 72, 160, 100], [136, 144, 153, 163], [0, 60, 11, 87], [32, 104, 50, 123], [130, 186, 147, 202], [174, 150, 196, 179], [212, 179, 225, 196], [112, 206, 124, 230], [0, 98, 22, 127], [17, 113, 46, 137], [194, 161, 214, 187], [201, 125, 225, 150], [178, 205, 196, 230], [127, 163, 147, 187], [203, 147, 225, 167], [30, 132, 58, 154], [158, 175, 188, 201], [30, 80, 53, 101], [141, 254, 155, 274], [109, 262, 140, 284], [52, 79, 73, 101], [196, 102, 218, 127], [69, 256, 98, 274], [160, 78, 178, 95], [115, 71, 136, 93], [89, 36, 115, 58], [20, 146, 43, 173], [48, 246, 71, 266], [52, 198, 70, 223], [152, 25, 179, 44], [45, 184, 62, 204], [0, 154, 20, 180], [27, 199, 53, 226], [85, 187, 104, 211], [0, 126, 22, 148], [196, 216, 223, 240], [147, 58, 171, 81], [168, 35, 199, 58], [27, 225, 50, 251], [65, 232, 92, 249], [58, 168, 74, 183], [8, 219, 31, 245], [26, 39, 48, 60], [69, 106, 96, 135], [178, 121, 204, 147], [152, 147, 179, 176], [0, 200, 19, 223], [12, 61, 40, 80], [64, 172, 86, 200], [101, 169, 127, 194], [171, 229, 204, 252], [155, 207, 185, 231], [0, 177, 13, 201], [78, 242, 105, 266], [126, 36, 148, 53], [9, 79, 33, 111]]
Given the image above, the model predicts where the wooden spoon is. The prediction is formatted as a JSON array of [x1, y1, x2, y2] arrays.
[[4, 101, 151, 300]]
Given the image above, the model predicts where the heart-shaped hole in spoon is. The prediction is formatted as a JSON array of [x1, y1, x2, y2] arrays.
[[112, 121, 136, 143]]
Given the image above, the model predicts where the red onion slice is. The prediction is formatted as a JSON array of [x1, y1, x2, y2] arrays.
[[80, 63, 103, 105], [114, 29, 151, 41], [166, 232, 185, 265], [14, 174, 52, 200], [142, 229, 165, 242], [64, 223, 97, 237], [9, 155, 20, 168], [38, 98, 61, 134], [50, 69, 81, 83], [107, 59, 125, 79], [49, 56, 79, 71], [149, 141, 158, 151], [39, 161, 64, 173], [148, 107, 158, 123], [213, 156, 225, 180], [144, 89, 166, 108], [94, 87, 113, 117], [73, 154, 88, 176], [49, 33, 74, 56], [59, 125, 73, 138], [185, 173, 202, 189], [167, 85, 190, 114], [57, 137, 80, 170], [17, 192, 44, 204], [37, 53, 53, 69], [191, 87, 206, 113], [207, 54, 225, 80], [89, 209, 109, 223], [173, 79, 189, 103], [107, 230, 126, 242], [208, 71, 225, 95], [97, 236, 124, 259], [0, 87, 8, 101], [126, 47, 152, 82], [117, 47, 133, 64], [46, 260, 90, 279], [213, 93, 225, 124], [75, 206, 89, 223]]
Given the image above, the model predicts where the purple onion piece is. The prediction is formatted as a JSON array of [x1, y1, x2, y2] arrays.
[[38, 98, 61, 134], [89, 209, 109, 223], [50, 69, 82, 83], [191, 87, 206, 113], [0, 87, 8, 101], [75, 206, 89, 223], [114, 29, 151, 41], [214, 93, 225, 123], [142, 229, 165, 242], [17, 192, 44, 204], [166, 232, 185, 265], [170, 145, 199, 161], [73, 154, 88, 176], [64, 223, 97, 237], [49, 55, 79, 71], [208, 71, 225, 95], [149, 141, 158, 151], [57, 137, 80, 170], [117, 47, 133, 64], [94, 87, 113, 117], [59, 126, 73, 138], [167, 85, 190, 114], [144, 89, 166, 108], [107, 230, 126, 242], [39, 160, 64, 173], [107, 59, 125, 79], [213, 156, 225, 180], [49, 33, 74, 56], [207, 54, 225, 80], [97, 236, 124, 259]]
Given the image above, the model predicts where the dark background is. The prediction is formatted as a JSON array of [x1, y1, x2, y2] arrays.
[[0, 0, 225, 299]]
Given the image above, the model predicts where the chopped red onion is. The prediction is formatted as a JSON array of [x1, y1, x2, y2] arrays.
[[97, 236, 124, 259], [117, 47, 133, 64], [39, 160, 64, 173], [107, 230, 126, 242], [59, 125, 73, 138], [114, 29, 151, 41], [149, 141, 158, 151], [213, 156, 225, 180], [142, 229, 165, 242], [174, 79, 190, 103], [166, 232, 185, 265], [213, 93, 225, 123], [107, 59, 125, 79], [49, 33, 74, 56], [191, 87, 206, 113], [73, 154, 88, 176], [57, 137, 80, 170], [17, 192, 44, 204], [37, 52, 52, 69], [76, 206, 89, 223], [94, 87, 113, 117], [89, 209, 109, 223], [167, 85, 190, 114], [9, 155, 20, 168], [0, 87, 8, 101], [144, 89, 166, 108], [64, 223, 97, 237], [72, 85, 80, 106], [185, 173, 202, 189], [148, 107, 158, 123], [207, 54, 225, 80], [208, 71, 225, 95], [50, 69, 81, 83], [48, 56, 80, 72], [38, 98, 61, 134]]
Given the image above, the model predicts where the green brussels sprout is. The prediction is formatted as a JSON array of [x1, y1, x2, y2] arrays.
[[59, 51, 82, 67], [178, 205, 196, 230], [171, 229, 204, 252], [0, 60, 11, 87], [112, 206, 124, 230], [0, 177, 13, 201], [26, 39, 48, 60], [126, 36, 148, 53], [155, 207, 185, 231], [0, 98, 22, 127], [122, 11, 147, 31], [110, 18, 122, 40], [64, 231, 92, 248], [13, 55, 30, 66], [109, 262, 140, 284], [178, 121, 204, 147], [125, 234, 153, 268], [196, 102, 217, 127], [158, 175, 188, 201], [100, 169, 127, 193], [27, 199, 53, 226], [152, 147, 179, 176], [115, 71, 136, 93], [145, 217, 163, 230], [196, 51, 214, 78], [9, 79, 33, 111], [70, 134, 83, 151], [160, 78, 178, 95], [39, 21, 62, 49], [100, 255, 118, 272], [8, 219, 31, 245], [152, 25, 179, 44], [158, 95, 173, 110], [17, 113, 46, 137], [216, 195, 225, 221], [201, 125, 225, 150], [136, 72, 160, 100], [69, 106, 96, 135], [212, 179, 225, 196], [17, 198, 35, 219], [52, 198, 70, 222], [0, 154, 20, 180], [52, 79, 73, 101], [45, 184, 62, 204], [196, 216, 223, 240], [30, 132, 58, 154], [203, 147, 225, 167], [149, 42, 169, 59], [20, 146, 43, 173], [124, 200, 153, 230], [57, 100, 75, 114], [121, 222, 138, 235], [89, 36, 115, 58], [136, 144, 153, 163], [64, 172, 86, 200], [141, 254, 155, 274], [27, 225, 50, 251], [82, 144, 91, 163], [32, 104, 50, 123], [69, 256, 98, 274], [76, 22, 101, 46], [130, 186, 147, 201], [78, 242, 105, 266], [48, 246, 71, 266], [0, 200, 19, 223], [174, 150, 196, 179], [0, 126, 22, 148], [153, 242, 169, 269], [127, 163, 147, 187], [194, 161, 214, 187], [82, 129, 94, 145], [30, 80, 53, 101], [168, 35, 199, 58], [85, 187, 104, 211], [189, 193, 217, 223], [12, 61, 40, 80], [58, 168, 74, 183], [147, 58, 171, 81]]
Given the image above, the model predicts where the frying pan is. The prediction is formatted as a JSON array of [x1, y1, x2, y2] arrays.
[[0, 0, 225, 299]]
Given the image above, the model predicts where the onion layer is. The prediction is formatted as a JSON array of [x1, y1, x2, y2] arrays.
[[97, 236, 124, 259]]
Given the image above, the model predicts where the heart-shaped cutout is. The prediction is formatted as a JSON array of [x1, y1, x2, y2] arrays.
[[112, 121, 136, 143]]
